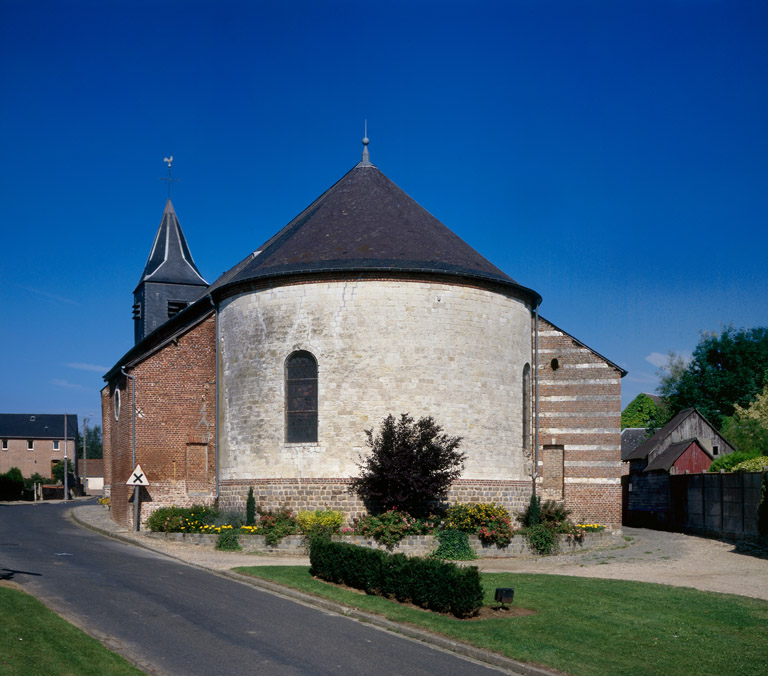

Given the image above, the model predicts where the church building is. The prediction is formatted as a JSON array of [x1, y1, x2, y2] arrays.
[[102, 139, 626, 529]]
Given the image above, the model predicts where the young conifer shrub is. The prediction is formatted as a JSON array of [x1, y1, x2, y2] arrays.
[[246, 487, 256, 526]]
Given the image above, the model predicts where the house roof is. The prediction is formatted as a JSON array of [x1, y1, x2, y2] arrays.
[[623, 408, 697, 461], [0, 414, 79, 440], [645, 437, 712, 472], [135, 199, 208, 291], [621, 428, 651, 461], [213, 153, 541, 306]]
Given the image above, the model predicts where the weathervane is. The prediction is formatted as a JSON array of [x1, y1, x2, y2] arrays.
[[160, 156, 179, 199]]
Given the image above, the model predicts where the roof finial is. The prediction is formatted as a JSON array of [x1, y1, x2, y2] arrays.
[[359, 120, 371, 166], [160, 156, 179, 199]]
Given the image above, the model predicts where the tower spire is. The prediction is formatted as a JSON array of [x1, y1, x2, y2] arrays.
[[357, 121, 372, 167], [160, 156, 179, 199]]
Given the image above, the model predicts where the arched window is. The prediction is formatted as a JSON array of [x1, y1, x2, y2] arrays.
[[522, 363, 531, 451], [285, 351, 318, 443]]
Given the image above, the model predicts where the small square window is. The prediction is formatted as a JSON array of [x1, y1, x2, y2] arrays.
[[713, 445, 719, 456], [27, 440, 34, 451], [53, 440, 60, 451], [1, 439, 7, 450]]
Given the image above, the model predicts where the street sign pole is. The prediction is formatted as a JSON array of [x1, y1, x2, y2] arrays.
[[126, 464, 149, 532]]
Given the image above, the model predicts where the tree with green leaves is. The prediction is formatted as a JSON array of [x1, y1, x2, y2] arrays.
[[621, 393, 670, 430], [78, 425, 103, 459], [719, 379, 768, 455], [350, 413, 464, 518], [657, 326, 768, 430]]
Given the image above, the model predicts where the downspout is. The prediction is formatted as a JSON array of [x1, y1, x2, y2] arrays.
[[121, 366, 138, 531], [533, 303, 540, 496], [208, 294, 219, 502]]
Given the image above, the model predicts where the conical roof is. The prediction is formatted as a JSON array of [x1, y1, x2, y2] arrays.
[[135, 199, 208, 290], [221, 163, 540, 304]]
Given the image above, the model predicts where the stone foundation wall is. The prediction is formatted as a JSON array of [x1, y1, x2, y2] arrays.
[[146, 531, 617, 558], [218, 478, 533, 524]]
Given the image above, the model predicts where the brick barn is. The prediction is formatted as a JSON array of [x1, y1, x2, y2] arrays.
[[102, 140, 626, 529]]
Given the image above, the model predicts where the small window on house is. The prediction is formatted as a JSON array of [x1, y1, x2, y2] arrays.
[[167, 300, 189, 318], [30, 415, 36, 422], [1, 439, 8, 450], [53, 440, 60, 451], [285, 350, 318, 443], [27, 440, 34, 451], [114, 389, 121, 421], [550, 358, 560, 371], [713, 445, 719, 456]]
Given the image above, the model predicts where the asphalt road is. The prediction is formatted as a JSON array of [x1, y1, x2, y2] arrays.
[[1, 501, 515, 676]]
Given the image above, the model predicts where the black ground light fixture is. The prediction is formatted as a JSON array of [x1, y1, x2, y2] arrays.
[[494, 587, 515, 610]]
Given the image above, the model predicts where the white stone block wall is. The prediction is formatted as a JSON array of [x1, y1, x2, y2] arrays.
[[218, 279, 533, 483]]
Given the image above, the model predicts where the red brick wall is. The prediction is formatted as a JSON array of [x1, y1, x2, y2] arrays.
[[536, 318, 623, 528], [103, 315, 217, 528]]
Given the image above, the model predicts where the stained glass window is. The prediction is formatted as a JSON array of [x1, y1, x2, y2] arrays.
[[285, 351, 318, 443]]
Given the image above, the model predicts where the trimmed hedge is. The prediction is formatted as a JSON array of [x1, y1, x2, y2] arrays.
[[309, 539, 483, 618]]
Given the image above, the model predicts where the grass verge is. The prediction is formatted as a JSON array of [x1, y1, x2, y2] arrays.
[[234, 566, 768, 676], [0, 584, 144, 676]]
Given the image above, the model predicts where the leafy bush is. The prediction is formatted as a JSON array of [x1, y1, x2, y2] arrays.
[[258, 507, 298, 546], [215, 530, 242, 551], [709, 451, 763, 473], [523, 523, 558, 556], [432, 528, 476, 560], [297, 509, 344, 538], [0, 467, 24, 501], [350, 413, 464, 517], [309, 539, 483, 618], [246, 487, 256, 526], [146, 504, 220, 532], [353, 509, 438, 549], [731, 456, 768, 472], [517, 495, 583, 555], [444, 502, 515, 547], [214, 511, 245, 528]]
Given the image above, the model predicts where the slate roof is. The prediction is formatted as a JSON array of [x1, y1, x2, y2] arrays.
[[621, 428, 651, 461], [135, 199, 208, 291], [0, 414, 79, 440], [645, 438, 712, 472], [216, 162, 541, 305]]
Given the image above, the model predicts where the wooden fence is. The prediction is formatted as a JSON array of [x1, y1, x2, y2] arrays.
[[668, 471, 765, 539]]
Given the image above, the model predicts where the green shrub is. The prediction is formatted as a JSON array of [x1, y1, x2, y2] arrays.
[[524, 523, 558, 555], [731, 456, 768, 472], [432, 528, 476, 560], [0, 467, 24, 501], [309, 539, 483, 618], [215, 530, 242, 551], [444, 502, 515, 547], [246, 487, 256, 526], [709, 451, 763, 473], [258, 506, 298, 546], [353, 509, 437, 549], [518, 493, 541, 527], [146, 504, 219, 532], [297, 509, 344, 538]]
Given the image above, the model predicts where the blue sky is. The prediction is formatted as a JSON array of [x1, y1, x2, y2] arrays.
[[1, 0, 767, 427]]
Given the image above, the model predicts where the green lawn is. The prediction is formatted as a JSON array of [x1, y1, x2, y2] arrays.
[[234, 566, 768, 676], [0, 585, 145, 676]]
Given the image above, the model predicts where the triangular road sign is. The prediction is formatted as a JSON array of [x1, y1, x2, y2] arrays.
[[126, 464, 150, 486]]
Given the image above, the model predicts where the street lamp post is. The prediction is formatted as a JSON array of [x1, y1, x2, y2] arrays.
[[63, 414, 68, 501]]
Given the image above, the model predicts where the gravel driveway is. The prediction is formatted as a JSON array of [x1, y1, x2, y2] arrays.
[[73, 506, 768, 602], [476, 527, 768, 601]]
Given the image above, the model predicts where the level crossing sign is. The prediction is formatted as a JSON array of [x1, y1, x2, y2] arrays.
[[126, 464, 150, 486]]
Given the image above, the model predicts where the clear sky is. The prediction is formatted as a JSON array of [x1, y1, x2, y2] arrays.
[[1, 0, 766, 428]]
